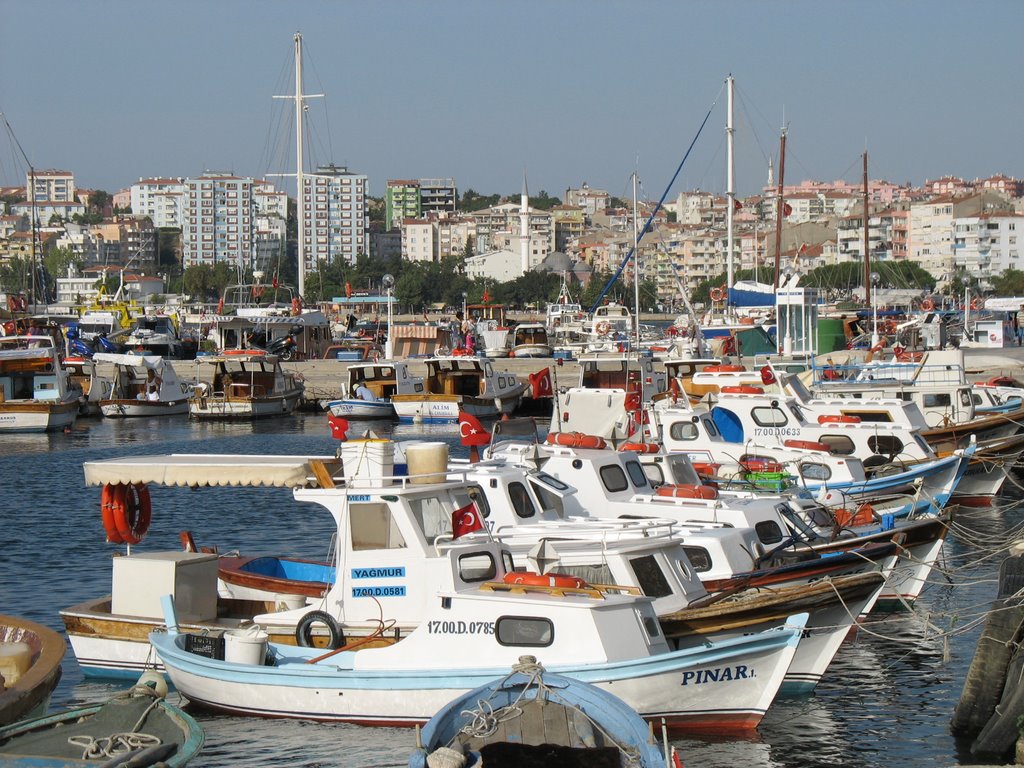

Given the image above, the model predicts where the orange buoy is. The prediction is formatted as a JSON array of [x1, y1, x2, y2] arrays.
[[817, 414, 861, 424], [619, 442, 659, 454], [545, 432, 608, 450], [503, 571, 589, 589], [654, 484, 719, 500]]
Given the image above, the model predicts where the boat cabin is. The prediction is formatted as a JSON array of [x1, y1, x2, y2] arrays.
[[0, 337, 67, 402]]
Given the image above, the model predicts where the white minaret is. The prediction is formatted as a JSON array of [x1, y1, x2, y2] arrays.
[[520, 173, 530, 275], [767, 156, 775, 189]]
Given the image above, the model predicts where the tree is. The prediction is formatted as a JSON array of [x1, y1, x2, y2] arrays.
[[88, 190, 112, 214], [43, 245, 80, 282], [992, 269, 1024, 296], [530, 191, 561, 211]]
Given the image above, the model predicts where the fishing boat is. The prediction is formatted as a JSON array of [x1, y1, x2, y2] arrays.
[[122, 314, 186, 359], [188, 352, 303, 420], [62, 356, 113, 416], [0, 615, 66, 727], [95, 353, 193, 418], [151, 591, 807, 732], [410, 656, 672, 768], [390, 356, 528, 423], [321, 361, 399, 420], [510, 322, 553, 358], [0, 681, 204, 767], [0, 335, 81, 432]]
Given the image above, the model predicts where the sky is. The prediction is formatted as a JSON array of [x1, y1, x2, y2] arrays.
[[1, 1, 1022, 203]]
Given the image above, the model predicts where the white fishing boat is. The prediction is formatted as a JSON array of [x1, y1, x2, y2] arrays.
[[510, 322, 552, 358], [95, 353, 193, 418], [321, 361, 399, 420], [122, 314, 185, 359], [188, 352, 303, 420], [0, 335, 80, 432], [62, 356, 113, 416], [390, 357, 528, 423]]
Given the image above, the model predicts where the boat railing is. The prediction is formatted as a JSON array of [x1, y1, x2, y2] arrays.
[[812, 359, 966, 387]]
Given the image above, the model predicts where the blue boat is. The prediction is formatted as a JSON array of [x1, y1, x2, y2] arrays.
[[410, 655, 671, 768]]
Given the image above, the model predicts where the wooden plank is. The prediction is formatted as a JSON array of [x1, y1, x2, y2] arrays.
[[308, 459, 335, 489], [517, 698, 546, 744]]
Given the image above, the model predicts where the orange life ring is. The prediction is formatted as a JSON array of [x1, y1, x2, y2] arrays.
[[784, 439, 830, 452], [709, 287, 725, 302], [545, 432, 608, 450], [654, 483, 719, 500], [101, 483, 152, 545], [920, 298, 934, 311], [691, 461, 721, 476], [619, 442, 659, 454], [595, 321, 610, 336], [503, 571, 589, 589], [292, 297, 302, 315], [704, 364, 745, 373], [970, 299, 979, 310], [817, 414, 861, 424], [741, 458, 783, 473], [720, 385, 763, 394], [216, 297, 225, 315]]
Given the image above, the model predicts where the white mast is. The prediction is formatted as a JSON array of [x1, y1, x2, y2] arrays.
[[725, 74, 735, 306], [273, 33, 322, 299], [632, 170, 641, 353]]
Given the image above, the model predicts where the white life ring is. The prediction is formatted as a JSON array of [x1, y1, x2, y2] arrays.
[[595, 321, 610, 336]]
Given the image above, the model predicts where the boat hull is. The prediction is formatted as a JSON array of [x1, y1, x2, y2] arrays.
[[325, 399, 396, 420], [0, 401, 78, 433], [100, 398, 190, 418], [189, 390, 303, 420], [392, 394, 515, 424]]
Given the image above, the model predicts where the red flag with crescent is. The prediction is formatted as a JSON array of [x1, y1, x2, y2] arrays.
[[528, 368, 553, 399], [452, 503, 484, 538], [458, 410, 490, 447]]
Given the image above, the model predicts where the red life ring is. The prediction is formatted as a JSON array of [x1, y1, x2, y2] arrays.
[[817, 414, 861, 424], [654, 483, 719, 500], [970, 299, 979, 310], [709, 287, 725, 302], [920, 298, 934, 311], [101, 483, 152, 545], [741, 458, 783, 473], [720, 385, 763, 394], [545, 432, 608, 450], [619, 442, 659, 454], [703, 364, 745, 373], [503, 571, 589, 589], [595, 321, 610, 336], [216, 297, 225, 315], [292, 297, 302, 315], [784, 439, 830, 452]]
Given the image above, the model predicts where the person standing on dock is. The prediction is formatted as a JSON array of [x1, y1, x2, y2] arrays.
[[1016, 305, 1024, 346]]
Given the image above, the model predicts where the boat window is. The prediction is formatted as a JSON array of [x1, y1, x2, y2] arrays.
[[664, 455, 701, 485], [409, 496, 453, 545], [751, 407, 788, 428], [754, 520, 785, 544], [818, 435, 856, 456], [641, 462, 665, 486], [628, 554, 673, 598], [867, 435, 904, 455], [349, 503, 408, 551], [850, 411, 892, 423], [787, 403, 805, 423], [668, 421, 698, 441], [495, 617, 553, 647], [799, 463, 831, 481], [457, 551, 497, 582], [624, 460, 649, 489], [599, 464, 629, 493], [508, 482, 538, 519], [638, 609, 662, 640], [453, 486, 491, 521], [971, 393, 983, 406], [959, 389, 972, 407], [701, 417, 719, 437], [534, 472, 571, 492], [923, 393, 951, 408], [681, 547, 712, 572], [529, 480, 566, 518]]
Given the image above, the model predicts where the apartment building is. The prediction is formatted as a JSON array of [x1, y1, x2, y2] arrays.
[[130, 178, 185, 228], [953, 211, 1024, 280], [908, 191, 1012, 281], [385, 180, 420, 232], [27, 169, 75, 203], [402, 218, 435, 263], [301, 164, 368, 269], [90, 216, 158, 270], [550, 205, 585, 253], [181, 172, 254, 268], [564, 183, 610, 220]]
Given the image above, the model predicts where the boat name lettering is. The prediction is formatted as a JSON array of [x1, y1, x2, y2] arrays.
[[351, 585, 406, 598], [753, 427, 800, 437], [681, 665, 750, 685], [349, 495, 372, 502], [427, 620, 494, 635], [351, 567, 406, 579]]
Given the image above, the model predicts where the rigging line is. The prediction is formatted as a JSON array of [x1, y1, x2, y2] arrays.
[[731, 81, 781, 165], [257, 51, 295, 180], [588, 92, 720, 314], [301, 40, 335, 163]]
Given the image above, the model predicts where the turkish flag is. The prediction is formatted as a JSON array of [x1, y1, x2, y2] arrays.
[[452, 503, 484, 538], [528, 368, 553, 399], [783, 203, 793, 217], [459, 410, 491, 447], [482, 288, 491, 303], [272, 276, 279, 289], [734, 199, 743, 211]]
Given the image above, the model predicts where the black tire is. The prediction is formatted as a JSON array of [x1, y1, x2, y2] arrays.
[[294, 610, 344, 649]]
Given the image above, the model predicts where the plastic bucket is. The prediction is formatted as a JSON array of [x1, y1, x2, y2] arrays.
[[223, 626, 268, 665], [405, 442, 449, 484]]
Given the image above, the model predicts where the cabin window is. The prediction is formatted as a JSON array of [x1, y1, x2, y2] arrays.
[[799, 463, 831, 481], [923, 393, 951, 408], [624, 460, 649, 489], [529, 480, 566, 518], [642, 462, 665, 486], [508, 482, 537, 519], [409, 496, 453, 544], [754, 520, 785, 545], [664, 455, 702, 485], [971, 393, 983, 406], [599, 465, 629, 493], [534, 472, 571, 492], [867, 435, 904, 455], [495, 616, 553, 647], [668, 421, 698, 441], [818, 435, 856, 455], [629, 554, 673, 598], [349, 503, 407, 551], [787, 403, 805, 422], [959, 390, 972, 407], [681, 547, 712, 572], [701, 417, 719, 437], [851, 411, 892, 423], [457, 551, 497, 582], [751, 407, 788, 428]]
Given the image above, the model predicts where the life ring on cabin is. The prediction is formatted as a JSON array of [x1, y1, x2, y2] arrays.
[[545, 432, 608, 450], [784, 439, 830, 452], [920, 298, 935, 311], [720, 385, 763, 394], [970, 299, 979, 310], [595, 321, 610, 336], [817, 414, 861, 424], [704, 364, 745, 373], [100, 483, 152, 545], [619, 442, 659, 454], [709, 287, 725, 302], [295, 610, 345, 650], [503, 571, 589, 589], [292, 297, 303, 316], [654, 483, 719, 500]]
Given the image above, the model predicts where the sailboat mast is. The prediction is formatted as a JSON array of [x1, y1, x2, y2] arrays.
[[294, 32, 306, 299], [863, 151, 871, 306], [772, 127, 787, 289], [632, 171, 641, 353], [726, 75, 735, 302]]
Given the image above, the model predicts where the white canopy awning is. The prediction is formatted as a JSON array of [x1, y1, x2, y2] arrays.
[[82, 454, 333, 488]]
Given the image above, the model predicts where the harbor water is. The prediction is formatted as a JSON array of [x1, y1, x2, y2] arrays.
[[3, 412, 1023, 767]]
